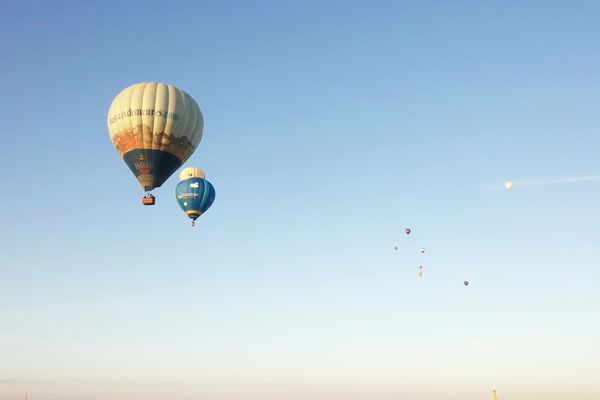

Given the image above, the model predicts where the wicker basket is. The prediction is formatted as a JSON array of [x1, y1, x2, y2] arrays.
[[142, 195, 156, 205]]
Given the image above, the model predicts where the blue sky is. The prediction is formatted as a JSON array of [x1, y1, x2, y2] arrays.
[[1, 1, 600, 399]]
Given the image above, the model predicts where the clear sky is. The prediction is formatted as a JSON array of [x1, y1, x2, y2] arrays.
[[1, 1, 600, 399]]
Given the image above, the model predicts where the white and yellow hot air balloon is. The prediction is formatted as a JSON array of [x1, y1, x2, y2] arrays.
[[107, 82, 203, 204], [505, 181, 513, 190]]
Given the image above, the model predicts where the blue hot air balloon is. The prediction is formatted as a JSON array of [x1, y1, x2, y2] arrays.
[[175, 176, 215, 226]]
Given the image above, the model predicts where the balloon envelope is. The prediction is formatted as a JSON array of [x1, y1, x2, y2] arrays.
[[464, 281, 469, 286], [175, 177, 216, 221], [180, 166, 205, 181], [107, 82, 203, 191], [505, 181, 513, 190], [405, 228, 411, 235]]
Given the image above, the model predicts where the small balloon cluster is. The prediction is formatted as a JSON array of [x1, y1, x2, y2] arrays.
[[394, 227, 469, 287]]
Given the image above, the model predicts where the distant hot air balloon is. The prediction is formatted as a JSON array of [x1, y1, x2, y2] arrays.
[[417, 271, 423, 278], [394, 246, 399, 251], [419, 247, 426, 254], [107, 82, 203, 204], [175, 171, 216, 227], [464, 281, 469, 286], [405, 228, 411, 235], [505, 181, 513, 190]]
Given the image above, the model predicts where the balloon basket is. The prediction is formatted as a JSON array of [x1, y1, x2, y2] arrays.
[[142, 194, 156, 206]]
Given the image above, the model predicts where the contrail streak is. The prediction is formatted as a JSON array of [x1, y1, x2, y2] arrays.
[[518, 175, 600, 187], [489, 174, 600, 190]]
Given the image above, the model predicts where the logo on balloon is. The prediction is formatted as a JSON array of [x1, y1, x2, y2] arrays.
[[109, 108, 180, 124], [177, 193, 199, 199], [135, 160, 154, 169]]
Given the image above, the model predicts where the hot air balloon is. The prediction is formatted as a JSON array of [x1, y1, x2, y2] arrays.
[[394, 246, 399, 251], [107, 82, 203, 205], [419, 247, 426, 254], [175, 170, 216, 226], [417, 271, 423, 278], [464, 281, 469, 286], [405, 228, 411, 235], [505, 181, 513, 190]]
